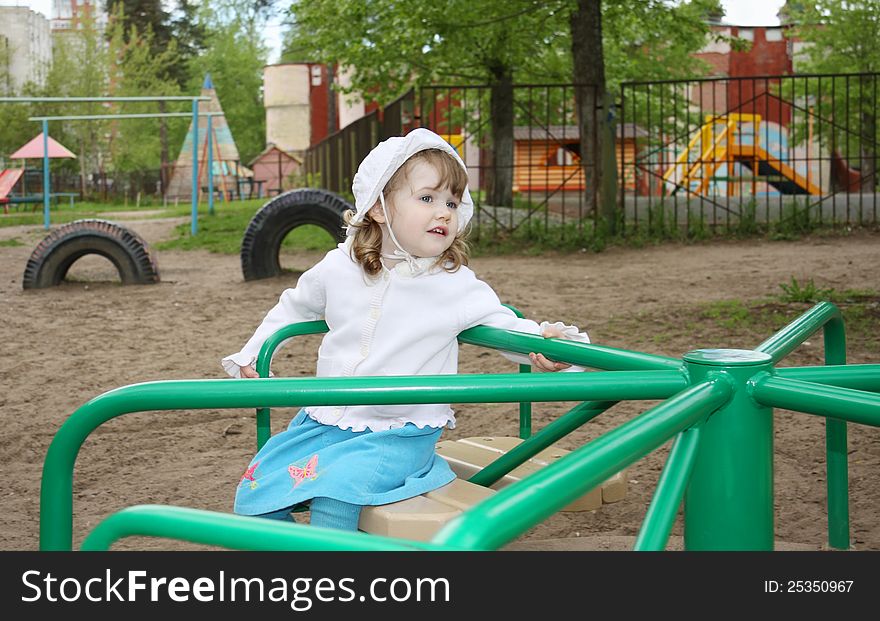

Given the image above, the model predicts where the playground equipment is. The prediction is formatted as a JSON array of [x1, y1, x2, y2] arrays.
[[39, 301, 879, 551], [0, 96, 215, 234], [166, 74, 251, 204], [22, 219, 160, 289], [1, 133, 76, 214], [663, 113, 822, 198], [0, 168, 24, 214], [240, 189, 351, 280]]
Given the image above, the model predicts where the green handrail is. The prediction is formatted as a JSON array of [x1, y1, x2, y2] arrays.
[[634, 427, 702, 551], [433, 378, 733, 550], [252, 319, 681, 449], [254, 320, 329, 448], [80, 380, 726, 553], [754, 301, 850, 549], [754, 301, 843, 364], [751, 374, 880, 427], [467, 400, 616, 488], [81, 505, 444, 551], [775, 364, 880, 391], [41, 370, 687, 550], [46, 303, 877, 552]]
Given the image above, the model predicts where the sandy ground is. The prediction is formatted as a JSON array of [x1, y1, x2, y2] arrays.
[[1, 215, 878, 551]]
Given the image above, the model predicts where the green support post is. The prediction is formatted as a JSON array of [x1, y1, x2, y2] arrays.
[[683, 349, 775, 550]]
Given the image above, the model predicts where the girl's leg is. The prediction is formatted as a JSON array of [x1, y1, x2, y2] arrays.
[[309, 497, 362, 531], [256, 506, 295, 521]]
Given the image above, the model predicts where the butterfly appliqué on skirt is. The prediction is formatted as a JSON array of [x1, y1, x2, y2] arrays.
[[240, 461, 260, 490], [288, 454, 319, 487]]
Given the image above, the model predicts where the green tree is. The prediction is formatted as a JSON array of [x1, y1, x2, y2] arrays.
[[285, 0, 564, 207], [786, 1, 880, 190], [105, 9, 183, 192], [568, 0, 721, 230], [44, 12, 110, 196], [186, 1, 271, 165], [284, 0, 719, 213]]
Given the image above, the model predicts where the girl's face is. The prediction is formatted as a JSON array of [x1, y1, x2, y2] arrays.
[[372, 159, 461, 258]]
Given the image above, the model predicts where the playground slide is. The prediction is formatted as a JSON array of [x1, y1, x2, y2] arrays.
[[0, 168, 24, 202], [664, 115, 822, 197], [735, 144, 821, 196], [0, 168, 24, 213]]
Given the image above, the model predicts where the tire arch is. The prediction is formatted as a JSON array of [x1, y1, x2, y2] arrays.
[[240, 189, 353, 281], [22, 219, 160, 290]]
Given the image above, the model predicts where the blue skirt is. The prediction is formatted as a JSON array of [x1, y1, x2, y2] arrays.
[[234, 410, 456, 516]]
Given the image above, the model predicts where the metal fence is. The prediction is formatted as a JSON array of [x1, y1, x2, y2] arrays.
[[621, 72, 880, 235], [302, 90, 417, 198], [303, 72, 880, 241]]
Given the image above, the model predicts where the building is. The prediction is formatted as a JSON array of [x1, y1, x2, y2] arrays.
[[0, 6, 52, 92], [263, 62, 380, 156], [50, 0, 107, 33], [249, 144, 303, 197]]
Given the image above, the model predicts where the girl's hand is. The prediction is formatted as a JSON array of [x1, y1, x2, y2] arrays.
[[240, 365, 260, 378], [528, 352, 571, 372], [529, 325, 572, 372]]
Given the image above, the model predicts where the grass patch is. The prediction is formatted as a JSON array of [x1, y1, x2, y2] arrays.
[[697, 279, 879, 343], [0, 238, 24, 247], [156, 200, 336, 254], [0, 201, 170, 227]]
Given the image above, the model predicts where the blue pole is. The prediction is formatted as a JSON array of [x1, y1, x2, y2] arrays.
[[42, 120, 50, 230], [207, 114, 214, 216], [190, 99, 199, 235]]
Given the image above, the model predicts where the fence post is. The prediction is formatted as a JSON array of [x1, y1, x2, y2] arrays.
[[683, 349, 775, 550]]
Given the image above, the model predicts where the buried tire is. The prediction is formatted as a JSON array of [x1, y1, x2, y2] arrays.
[[240, 189, 352, 281], [22, 219, 160, 289]]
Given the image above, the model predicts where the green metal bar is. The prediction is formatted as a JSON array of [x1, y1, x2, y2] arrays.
[[683, 350, 775, 550], [823, 312, 850, 550], [42, 120, 49, 230], [41, 370, 685, 550], [518, 363, 532, 439], [755, 303, 851, 548], [751, 374, 880, 428], [754, 302, 842, 364], [81, 505, 442, 551], [255, 320, 329, 449], [1, 96, 210, 102], [432, 379, 731, 550], [191, 98, 199, 236], [775, 364, 880, 391], [468, 400, 616, 488], [502, 303, 533, 439], [29, 112, 224, 121], [634, 427, 701, 551], [459, 325, 683, 371]]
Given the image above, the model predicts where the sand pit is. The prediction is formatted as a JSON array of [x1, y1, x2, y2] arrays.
[[1, 217, 878, 550]]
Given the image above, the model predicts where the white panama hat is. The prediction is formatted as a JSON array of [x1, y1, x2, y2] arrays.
[[347, 128, 474, 237]]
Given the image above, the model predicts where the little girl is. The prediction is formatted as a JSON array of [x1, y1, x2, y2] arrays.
[[222, 128, 589, 531]]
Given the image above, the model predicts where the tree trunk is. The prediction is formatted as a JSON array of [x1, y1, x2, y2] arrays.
[[570, 0, 615, 232], [159, 100, 169, 196], [489, 64, 514, 207]]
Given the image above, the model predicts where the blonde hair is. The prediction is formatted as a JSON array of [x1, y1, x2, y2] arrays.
[[347, 149, 470, 277]]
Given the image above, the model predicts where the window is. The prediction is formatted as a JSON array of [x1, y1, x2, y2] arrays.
[[546, 143, 581, 166]]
